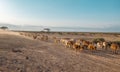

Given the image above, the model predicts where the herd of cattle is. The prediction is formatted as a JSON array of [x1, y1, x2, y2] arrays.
[[20, 32, 120, 54]]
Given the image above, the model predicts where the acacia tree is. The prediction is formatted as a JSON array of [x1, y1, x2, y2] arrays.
[[43, 28, 50, 32], [0, 26, 8, 30]]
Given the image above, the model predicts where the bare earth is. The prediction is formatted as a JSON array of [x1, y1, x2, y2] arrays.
[[0, 30, 120, 72]]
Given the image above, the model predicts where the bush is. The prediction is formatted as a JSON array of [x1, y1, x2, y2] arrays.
[[58, 32, 62, 35], [74, 32, 78, 35], [0, 26, 8, 30], [93, 38, 105, 43], [113, 41, 120, 45]]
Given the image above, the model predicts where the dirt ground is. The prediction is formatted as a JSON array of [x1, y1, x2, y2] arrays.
[[0, 30, 120, 72]]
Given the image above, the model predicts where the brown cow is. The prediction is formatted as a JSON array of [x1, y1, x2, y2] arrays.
[[33, 35, 37, 39], [103, 41, 111, 50], [73, 44, 79, 51], [82, 40, 90, 49], [66, 40, 75, 48], [88, 43, 96, 51], [110, 43, 119, 54], [54, 38, 60, 44]]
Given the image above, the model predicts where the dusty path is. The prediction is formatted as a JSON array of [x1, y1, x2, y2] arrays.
[[0, 31, 120, 72]]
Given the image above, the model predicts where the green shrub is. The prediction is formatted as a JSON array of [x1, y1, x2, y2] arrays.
[[93, 38, 105, 43]]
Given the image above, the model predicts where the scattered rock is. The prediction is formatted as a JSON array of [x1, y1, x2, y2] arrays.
[[25, 56, 29, 60], [12, 48, 22, 53]]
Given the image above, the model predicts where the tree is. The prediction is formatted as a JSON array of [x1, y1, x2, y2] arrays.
[[0, 26, 8, 30], [43, 28, 50, 32], [93, 38, 105, 43]]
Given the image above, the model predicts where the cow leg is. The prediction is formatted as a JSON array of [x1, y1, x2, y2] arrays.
[[115, 50, 118, 54]]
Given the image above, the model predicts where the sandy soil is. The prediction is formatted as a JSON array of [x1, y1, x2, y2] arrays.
[[0, 30, 120, 72]]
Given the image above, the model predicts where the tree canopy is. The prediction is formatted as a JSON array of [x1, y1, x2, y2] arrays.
[[0, 26, 8, 30]]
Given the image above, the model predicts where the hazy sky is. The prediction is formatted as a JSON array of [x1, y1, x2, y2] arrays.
[[0, 0, 120, 28]]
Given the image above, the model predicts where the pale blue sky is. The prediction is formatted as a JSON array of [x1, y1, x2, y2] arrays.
[[0, 0, 120, 28]]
